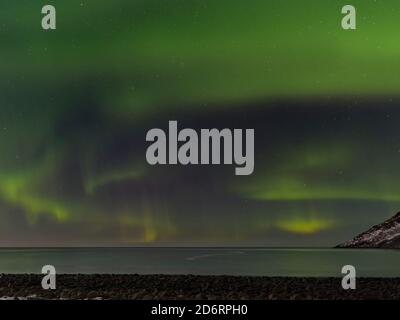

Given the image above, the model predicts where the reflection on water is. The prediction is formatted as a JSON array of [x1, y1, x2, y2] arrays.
[[0, 248, 399, 277]]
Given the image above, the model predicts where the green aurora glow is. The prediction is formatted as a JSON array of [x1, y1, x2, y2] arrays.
[[1, 1, 400, 246]]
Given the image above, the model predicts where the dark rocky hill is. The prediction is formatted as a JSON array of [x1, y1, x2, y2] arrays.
[[337, 212, 400, 248]]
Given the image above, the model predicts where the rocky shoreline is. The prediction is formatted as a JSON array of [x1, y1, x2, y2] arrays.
[[1, 274, 400, 300]]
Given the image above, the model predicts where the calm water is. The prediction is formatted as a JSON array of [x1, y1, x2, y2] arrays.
[[0, 248, 399, 277]]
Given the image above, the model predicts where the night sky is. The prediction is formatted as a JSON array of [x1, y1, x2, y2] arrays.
[[1, 0, 400, 246]]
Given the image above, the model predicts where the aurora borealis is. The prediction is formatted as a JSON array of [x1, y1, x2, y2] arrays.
[[1, 0, 400, 246]]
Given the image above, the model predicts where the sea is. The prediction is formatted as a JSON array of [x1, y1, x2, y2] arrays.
[[0, 247, 399, 277]]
